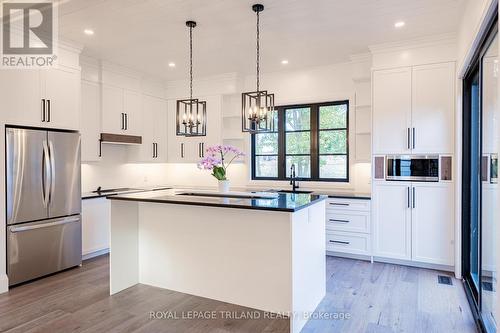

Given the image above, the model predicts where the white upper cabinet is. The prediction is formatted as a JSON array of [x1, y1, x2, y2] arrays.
[[101, 85, 142, 136], [81, 81, 101, 162], [42, 66, 81, 130], [123, 90, 142, 136], [102, 84, 125, 134], [373, 182, 412, 260], [373, 67, 412, 154], [411, 62, 455, 154], [372, 62, 455, 154], [0, 66, 80, 130], [0, 69, 41, 125], [129, 95, 168, 162], [411, 182, 454, 266]]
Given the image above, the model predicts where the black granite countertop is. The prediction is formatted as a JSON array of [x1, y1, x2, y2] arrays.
[[82, 187, 172, 200], [107, 190, 327, 212]]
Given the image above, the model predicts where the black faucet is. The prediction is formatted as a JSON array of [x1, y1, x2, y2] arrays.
[[290, 164, 299, 192]]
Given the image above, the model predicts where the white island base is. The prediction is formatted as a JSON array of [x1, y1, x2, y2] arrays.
[[110, 199, 326, 333]]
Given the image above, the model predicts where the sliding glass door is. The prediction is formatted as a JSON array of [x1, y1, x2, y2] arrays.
[[462, 16, 498, 333]]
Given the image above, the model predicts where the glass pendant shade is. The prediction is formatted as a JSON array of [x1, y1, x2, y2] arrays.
[[241, 4, 275, 133], [176, 20, 207, 137], [241, 90, 275, 132]]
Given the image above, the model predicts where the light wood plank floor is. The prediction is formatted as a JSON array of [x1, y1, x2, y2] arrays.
[[0, 255, 477, 333]]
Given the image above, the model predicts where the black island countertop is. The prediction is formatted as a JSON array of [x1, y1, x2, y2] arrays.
[[107, 190, 327, 212]]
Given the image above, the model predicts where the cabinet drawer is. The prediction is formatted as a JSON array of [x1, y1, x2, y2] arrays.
[[326, 211, 370, 233], [326, 232, 371, 255], [326, 198, 371, 212]]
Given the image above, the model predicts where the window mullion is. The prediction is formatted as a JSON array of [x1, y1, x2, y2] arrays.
[[311, 104, 319, 179], [278, 107, 286, 180]]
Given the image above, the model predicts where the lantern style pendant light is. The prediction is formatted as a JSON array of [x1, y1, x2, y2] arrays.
[[176, 21, 207, 137], [241, 4, 275, 133]]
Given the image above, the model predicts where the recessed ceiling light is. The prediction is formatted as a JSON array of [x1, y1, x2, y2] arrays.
[[168, 62, 176, 68], [83, 29, 94, 35], [281, 59, 289, 65], [394, 21, 405, 28]]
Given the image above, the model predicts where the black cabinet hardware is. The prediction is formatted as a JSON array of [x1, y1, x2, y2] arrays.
[[329, 219, 349, 223], [330, 240, 350, 245], [46, 100, 51, 122], [407, 187, 410, 208], [412, 128, 416, 149], [41, 99, 46, 122], [412, 187, 416, 209], [329, 203, 349, 206], [407, 128, 411, 149]]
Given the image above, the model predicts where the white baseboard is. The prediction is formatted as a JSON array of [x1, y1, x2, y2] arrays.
[[327, 251, 372, 262], [327, 252, 454, 272], [82, 248, 109, 261], [0, 274, 8, 294]]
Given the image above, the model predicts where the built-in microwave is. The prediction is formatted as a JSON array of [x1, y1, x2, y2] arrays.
[[386, 155, 439, 182]]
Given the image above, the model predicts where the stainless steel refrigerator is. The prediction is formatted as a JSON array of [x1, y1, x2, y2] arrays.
[[6, 127, 82, 286]]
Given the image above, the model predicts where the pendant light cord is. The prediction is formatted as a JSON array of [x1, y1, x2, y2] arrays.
[[189, 24, 193, 101], [256, 9, 260, 93]]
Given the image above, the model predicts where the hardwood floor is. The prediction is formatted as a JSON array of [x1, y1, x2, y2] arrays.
[[0, 255, 477, 333]]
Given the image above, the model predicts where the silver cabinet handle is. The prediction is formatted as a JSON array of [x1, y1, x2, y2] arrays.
[[329, 240, 350, 245], [329, 203, 349, 206], [48, 140, 55, 204], [41, 99, 46, 122], [412, 187, 416, 209], [10, 217, 80, 233], [181, 143, 185, 158], [412, 128, 416, 149], [329, 219, 349, 223], [42, 140, 51, 207]]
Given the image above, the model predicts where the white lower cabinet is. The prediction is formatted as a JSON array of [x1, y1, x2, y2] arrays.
[[411, 183, 454, 266], [325, 198, 372, 256], [373, 183, 411, 260], [82, 197, 110, 257], [373, 182, 454, 266]]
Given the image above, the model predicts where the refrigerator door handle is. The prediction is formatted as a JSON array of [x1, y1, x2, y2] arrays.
[[48, 140, 56, 204], [42, 140, 51, 208], [10, 216, 80, 233]]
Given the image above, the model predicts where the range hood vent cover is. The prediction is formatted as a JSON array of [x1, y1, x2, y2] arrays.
[[99, 133, 142, 157], [100, 133, 142, 145]]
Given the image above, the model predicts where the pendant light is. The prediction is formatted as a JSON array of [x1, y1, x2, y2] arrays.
[[242, 4, 275, 133], [176, 21, 207, 137]]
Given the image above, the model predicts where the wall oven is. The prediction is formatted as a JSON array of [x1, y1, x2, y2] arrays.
[[386, 155, 439, 182]]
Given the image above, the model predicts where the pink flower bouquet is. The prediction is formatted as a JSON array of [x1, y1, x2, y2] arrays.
[[197, 145, 245, 180]]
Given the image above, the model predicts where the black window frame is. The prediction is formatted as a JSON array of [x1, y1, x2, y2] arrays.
[[251, 100, 349, 182]]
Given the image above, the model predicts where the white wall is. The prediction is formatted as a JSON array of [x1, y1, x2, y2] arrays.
[[81, 145, 171, 193]]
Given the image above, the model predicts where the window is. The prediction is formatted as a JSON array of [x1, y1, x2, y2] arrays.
[[252, 101, 349, 182]]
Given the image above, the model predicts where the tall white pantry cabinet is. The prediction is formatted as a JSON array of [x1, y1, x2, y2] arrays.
[[372, 62, 455, 269]]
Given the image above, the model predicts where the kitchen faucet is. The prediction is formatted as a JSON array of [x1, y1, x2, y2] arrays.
[[290, 164, 299, 192]]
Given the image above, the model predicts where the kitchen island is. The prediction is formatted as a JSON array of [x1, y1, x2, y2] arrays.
[[108, 190, 326, 333]]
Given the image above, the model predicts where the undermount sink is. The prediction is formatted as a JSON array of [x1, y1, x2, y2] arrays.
[[278, 190, 314, 194]]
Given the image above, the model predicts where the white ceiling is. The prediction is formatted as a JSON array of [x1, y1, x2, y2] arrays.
[[58, 0, 466, 81]]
